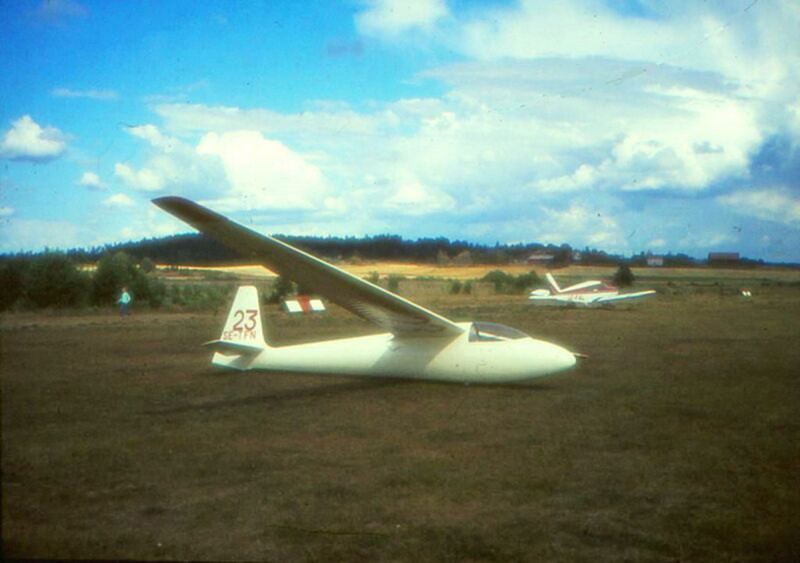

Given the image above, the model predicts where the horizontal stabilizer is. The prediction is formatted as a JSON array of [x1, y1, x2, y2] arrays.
[[560, 280, 605, 293], [203, 339, 265, 356]]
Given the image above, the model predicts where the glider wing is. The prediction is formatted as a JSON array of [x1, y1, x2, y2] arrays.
[[153, 197, 464, 338]]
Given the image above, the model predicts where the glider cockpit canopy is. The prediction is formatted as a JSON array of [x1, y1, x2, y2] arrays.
[[469, 322, 529, 342]]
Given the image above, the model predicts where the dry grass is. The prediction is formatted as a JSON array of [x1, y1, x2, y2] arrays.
[[163, 262, 800, 285], [2, 284, 799, 561]]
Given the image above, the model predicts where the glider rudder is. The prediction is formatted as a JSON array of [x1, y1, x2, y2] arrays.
[[203, 286, 268, 359]]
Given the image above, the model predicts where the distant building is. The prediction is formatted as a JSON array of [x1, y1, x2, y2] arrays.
[[708, 252, 741, 266], [572, 251, 583, 263], [646, 255, 664, 267], [526, 251, 555, 265]]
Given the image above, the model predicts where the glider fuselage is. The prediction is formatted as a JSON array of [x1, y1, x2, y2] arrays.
[[213, 322, 576, 384], [528, 289, 618, 307]]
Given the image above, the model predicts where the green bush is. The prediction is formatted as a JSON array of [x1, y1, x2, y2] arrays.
[[92, 251, 167, 308], [513, 271, 540, 292], [267, 276, 295, 304], [26, 253, 90, 308], [92, 252, 135, 305], [166, 283, 234, 311], [481, 270, 540, 294], [387, 274, 405, 294], [482, 270, 513, 292], [0, 259, 28, 311], [613, 264, 635, 287]]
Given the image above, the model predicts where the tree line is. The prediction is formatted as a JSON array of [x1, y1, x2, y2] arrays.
[[0, 252, 166, 312], [45, 233, 584, 266], [0, 249, 643, 313]]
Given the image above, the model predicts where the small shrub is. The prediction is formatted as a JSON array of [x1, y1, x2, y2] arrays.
[[482, 270, 514, 293], [481, 270, 536, 294], [613, 264, 635, 287], [387, 274, 405, 294], [140, 257, 156, 273], [513, 271, 540, 292], [268, 276, 295, 304]]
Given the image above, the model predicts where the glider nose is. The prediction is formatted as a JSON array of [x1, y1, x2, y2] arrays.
[[555, 344, 578, 372], [527, 340, 578, 378], [541, 342, 577, 374]]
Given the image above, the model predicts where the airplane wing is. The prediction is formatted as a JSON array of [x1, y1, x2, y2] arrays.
[[560, 280, 604, 293], [595, 290, 656, 305], [153, 197, 464, 338]]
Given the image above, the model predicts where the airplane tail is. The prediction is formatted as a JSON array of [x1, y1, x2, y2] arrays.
[[545, 272, 561, 293], [203, 286, 268, 368]]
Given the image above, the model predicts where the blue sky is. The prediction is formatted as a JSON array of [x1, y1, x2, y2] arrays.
[[1, 0, 799, 261]]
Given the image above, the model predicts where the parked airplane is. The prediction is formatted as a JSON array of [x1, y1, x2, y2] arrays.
[[528, 272, 656, 308], [153, 196, 579, 384]]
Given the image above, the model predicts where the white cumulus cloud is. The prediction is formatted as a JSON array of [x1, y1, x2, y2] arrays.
[[0, 115, 68, 162], [103, 193, 135, 208], [537, 203, 626, 250], [355, 0, 449, 38], [113, 124, 217, 192], [115, 163, 167, 192], [78, 171, 104, 190], [718, 188, 800, 225], [197, 130, 329, 211], [384, 180, 456, 216], [126, 124, 178, 152]]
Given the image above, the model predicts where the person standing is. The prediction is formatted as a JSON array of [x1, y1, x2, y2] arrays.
[[118, 286, 132, 317]]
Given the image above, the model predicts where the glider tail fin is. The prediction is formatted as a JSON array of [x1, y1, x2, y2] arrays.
[[546, 272, 561, 293], [221, 285, 266, 345], [203, 286, 269, 364]]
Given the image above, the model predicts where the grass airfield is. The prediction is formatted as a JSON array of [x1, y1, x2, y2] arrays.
[[2, 282, 799, 561]]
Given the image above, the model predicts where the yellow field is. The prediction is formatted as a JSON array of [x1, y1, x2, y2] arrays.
[[160, 262, 800, 283]]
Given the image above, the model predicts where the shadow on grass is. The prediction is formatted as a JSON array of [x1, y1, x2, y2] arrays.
[[146, 372, 555, 415], [145, 377, 412, 415]]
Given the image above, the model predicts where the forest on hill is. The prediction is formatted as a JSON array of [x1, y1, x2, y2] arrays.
[[5, 232, 704, 268]]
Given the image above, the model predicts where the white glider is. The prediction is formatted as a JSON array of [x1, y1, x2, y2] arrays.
[[528, 272, 656, 308], [153, 197, 578, 384]]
